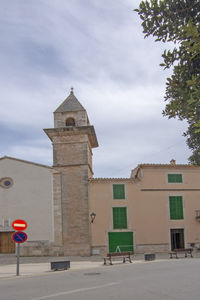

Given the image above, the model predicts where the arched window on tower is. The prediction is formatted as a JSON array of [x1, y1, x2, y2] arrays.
[[66, 117, 75, 126]]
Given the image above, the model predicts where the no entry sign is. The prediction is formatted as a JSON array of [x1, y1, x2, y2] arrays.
[[11, 219, 28, 276], [12, 231, 28, 243], [12, 219, 27, 231]]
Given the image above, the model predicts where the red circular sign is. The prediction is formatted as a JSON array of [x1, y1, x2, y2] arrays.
[[12, 219, 27, 231], [12, 231, 28, 243]]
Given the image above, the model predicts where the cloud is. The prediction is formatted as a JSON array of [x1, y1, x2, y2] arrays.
[[0, 0, 192, 178]]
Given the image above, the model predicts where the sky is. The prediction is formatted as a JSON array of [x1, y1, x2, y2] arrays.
[[0, 0, 192, 178]]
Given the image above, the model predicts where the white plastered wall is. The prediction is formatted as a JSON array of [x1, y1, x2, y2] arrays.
[[0, 158, 54, 242]]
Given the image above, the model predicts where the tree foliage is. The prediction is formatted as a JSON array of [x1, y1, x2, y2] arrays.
[[135, 0, 200, 164], [185, 123, 200, 164]]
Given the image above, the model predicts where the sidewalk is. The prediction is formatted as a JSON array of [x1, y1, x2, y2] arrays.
[[0, 254, 107, 278], [0, 253, 198, 279], [0, 261, 104, 278]]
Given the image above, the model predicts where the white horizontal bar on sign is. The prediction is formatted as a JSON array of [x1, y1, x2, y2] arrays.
[[13, 223, 26, 227]]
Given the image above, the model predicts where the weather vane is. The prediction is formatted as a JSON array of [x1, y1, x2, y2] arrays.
[[70, 86, 74, 94]]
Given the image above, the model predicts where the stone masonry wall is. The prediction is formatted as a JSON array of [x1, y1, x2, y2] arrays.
[[60, 165, 91, 256], [135, 244, 169, 254], [52, 171, 63, 248], [52, 132, 91, 256]]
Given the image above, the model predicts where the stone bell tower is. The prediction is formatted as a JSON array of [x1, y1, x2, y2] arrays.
[[44, 89, 98, 256]]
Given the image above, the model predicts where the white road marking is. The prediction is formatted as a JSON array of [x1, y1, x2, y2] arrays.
[[32, 282, 120, 300]]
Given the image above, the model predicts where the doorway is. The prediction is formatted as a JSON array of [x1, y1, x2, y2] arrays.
[[170, 229, 184, 250], [0, 232, 15, 253], [108, 232, 134, 253]]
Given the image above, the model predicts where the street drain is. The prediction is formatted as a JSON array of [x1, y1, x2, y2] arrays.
[[84, 272, 101, 276]]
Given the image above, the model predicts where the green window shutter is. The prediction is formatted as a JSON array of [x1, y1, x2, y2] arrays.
[[169, 196, 183, 219], [113, 207, 127, 229], [113, 184, 125, 199], [168, 174, 182, 183]]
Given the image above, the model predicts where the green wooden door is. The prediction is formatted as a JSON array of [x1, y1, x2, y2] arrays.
[[108, 232, 134, 253]]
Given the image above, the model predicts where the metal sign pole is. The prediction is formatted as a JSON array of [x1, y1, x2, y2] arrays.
[[16, 243, 20, 276], [12, 220, 28, 277]]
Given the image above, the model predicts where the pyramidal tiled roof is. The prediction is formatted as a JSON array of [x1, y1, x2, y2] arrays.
[[54, 89, 86, 113]]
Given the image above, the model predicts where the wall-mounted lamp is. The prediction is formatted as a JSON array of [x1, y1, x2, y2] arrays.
[[90, 212, 96, 223]]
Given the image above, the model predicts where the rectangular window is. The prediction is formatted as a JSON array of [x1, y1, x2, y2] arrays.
[[168, 174, 182, 183], [169, 196, 184, 220], [113, 207, 127, 229], [113, 184, 125, 199]]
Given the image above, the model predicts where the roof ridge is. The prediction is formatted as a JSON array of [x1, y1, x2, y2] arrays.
[[0, 156, 52, 169], [137, 163, 200, 168]]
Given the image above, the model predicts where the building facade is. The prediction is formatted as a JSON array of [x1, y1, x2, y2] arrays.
[[89, 163, 200, 255], [0, 157, 54, 254], [0, 90, 200, 256]]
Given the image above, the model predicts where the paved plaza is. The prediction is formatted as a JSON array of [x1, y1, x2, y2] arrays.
[[0, 254, 200, 300]]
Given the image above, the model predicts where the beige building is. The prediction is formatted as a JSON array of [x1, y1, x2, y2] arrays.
[[0, 90, 200, 255], [90, 163, 200, 255]]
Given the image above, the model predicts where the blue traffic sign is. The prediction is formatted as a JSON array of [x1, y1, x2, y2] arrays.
[[12, 231, 28, 243]]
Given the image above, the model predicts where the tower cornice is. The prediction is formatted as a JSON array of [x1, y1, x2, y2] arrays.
[[44, 125, 98, 148]]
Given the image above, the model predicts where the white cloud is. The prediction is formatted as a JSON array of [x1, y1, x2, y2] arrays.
[[0, 0, 192, 178]]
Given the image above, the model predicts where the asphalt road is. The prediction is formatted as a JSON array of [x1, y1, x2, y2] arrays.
[[0, 258, 199, 300]]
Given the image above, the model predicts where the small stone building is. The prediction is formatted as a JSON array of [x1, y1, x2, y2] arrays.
[[1, 90, 200, 256]]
